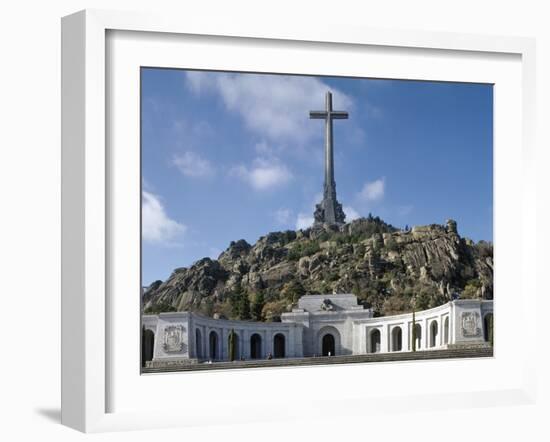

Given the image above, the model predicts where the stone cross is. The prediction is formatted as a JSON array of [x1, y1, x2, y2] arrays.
[[309, 91, 348, 225]]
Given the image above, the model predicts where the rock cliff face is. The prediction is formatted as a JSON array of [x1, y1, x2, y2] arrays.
[[143, 216, 493, 321]]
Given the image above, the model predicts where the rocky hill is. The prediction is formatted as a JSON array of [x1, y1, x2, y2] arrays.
[[142, 216, 493, 321]]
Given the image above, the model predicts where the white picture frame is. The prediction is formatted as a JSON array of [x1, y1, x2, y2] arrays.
[[61, 9, 537, 433]]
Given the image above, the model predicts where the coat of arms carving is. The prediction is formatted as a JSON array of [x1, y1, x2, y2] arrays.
[[461, 312, 481, 337], [163, 325, 185, 353]]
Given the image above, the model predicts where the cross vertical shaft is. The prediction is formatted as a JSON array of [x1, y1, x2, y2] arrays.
[[309, 91, 349, 226], [325, 92, 335, 194]]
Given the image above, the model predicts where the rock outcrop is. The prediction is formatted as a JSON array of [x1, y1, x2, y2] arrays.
[[143, 216, 493, 320]]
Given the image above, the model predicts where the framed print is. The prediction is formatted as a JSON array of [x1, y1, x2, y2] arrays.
[[139, 67, 494, 374], [61, 9, 537, 433]]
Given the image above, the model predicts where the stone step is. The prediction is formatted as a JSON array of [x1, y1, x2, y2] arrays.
[[142, 347, 493, 374]]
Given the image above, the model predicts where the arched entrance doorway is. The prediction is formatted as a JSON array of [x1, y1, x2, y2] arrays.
[[141, 329, 155, 367], [430, 320, 438, 347], [391, 327, 402, 351], [484, 313, 494, 343], [250, 333, 262, 359], [322, 334, 335, 356], [318, 327, 341, 356], [195, 329, 203, 359], [209, 331, 219, 360], [273, 333, 285, 358], [370, 329, 381, 353]]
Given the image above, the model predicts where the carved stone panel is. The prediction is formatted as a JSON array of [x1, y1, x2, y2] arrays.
[[163, 325, 185, 353], [461, 312, 481, 338]]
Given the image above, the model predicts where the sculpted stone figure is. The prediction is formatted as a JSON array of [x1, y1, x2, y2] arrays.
[[320, 298, 334, 311]]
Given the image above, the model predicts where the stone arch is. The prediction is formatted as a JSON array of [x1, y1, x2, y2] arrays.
[[209, 330, 219, 361], [483, 313, 494, 343], [429, 320, 438, 348], [318, 326, 341, 357], [250, 333, 262, 359], [195, 328, 203, 359], [391, 326, 402, 352], [141, 328, 155, 367], [273, 333, 286, 358], [444, 317, 449, 344], [369, 328, 381, 353]]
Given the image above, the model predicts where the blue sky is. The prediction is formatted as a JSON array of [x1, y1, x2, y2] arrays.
[[141, 68, 493, 285]]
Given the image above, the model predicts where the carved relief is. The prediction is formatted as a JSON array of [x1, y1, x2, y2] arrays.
[[163, 325, 185, 353], [461, 312, 481, 338]]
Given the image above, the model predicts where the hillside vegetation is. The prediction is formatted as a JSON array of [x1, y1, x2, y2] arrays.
[[143, 216, 493, 322]]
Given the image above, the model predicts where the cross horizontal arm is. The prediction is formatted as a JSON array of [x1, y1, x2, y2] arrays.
[[309, 111, 327, 119], [330, 111, 349, 119]]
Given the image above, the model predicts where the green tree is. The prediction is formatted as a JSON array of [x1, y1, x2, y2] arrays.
[[352, 281, 361, 298], [228, 329, 236, 361], [239, 292, 251, 320], [462, 279, 481, 299], [287, 240, 321, 260], [230, 282, 251, 320], [202, 298, 214, 317], [414, 290, 431, 310], [251, 292, 266, 321], [144, 302, 176, 314], [411, 308, 417, 352], [282, 280, 306, 303], [229, 286, 241, 317]]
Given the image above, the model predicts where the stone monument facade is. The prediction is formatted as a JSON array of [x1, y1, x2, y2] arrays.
[[310, 91, 348, 226], [142, 296, 493, 368]]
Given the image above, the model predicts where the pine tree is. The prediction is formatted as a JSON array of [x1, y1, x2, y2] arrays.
[[411, 308, 417, 352], [230, 282, 250, 319], [228, 329, 236, 361], [203, 298, 214, 317], [230, 286, 242, 318], [251, 292, 265, 321], [239, 292, 251, 320]]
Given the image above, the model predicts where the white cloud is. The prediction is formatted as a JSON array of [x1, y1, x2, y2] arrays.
[[173, 151, 215, 178], [292, 192, 323, 230], [344, 206, 361, 221], [254, 141, 273, 155], [185, 71, 211, 94], [275, 208, 292, 225], [296, 213, 314, 230], [185, 71, 353, 145], [142, 191, 186, 243], [359, 178, 385, 202], [230, 157, 292, 191]]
